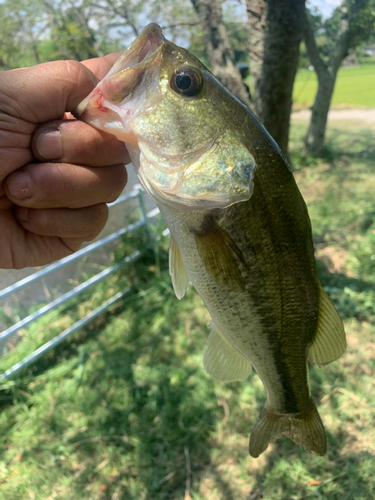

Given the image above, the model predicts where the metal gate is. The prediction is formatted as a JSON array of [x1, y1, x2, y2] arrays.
[[0, 188, 163, 380]]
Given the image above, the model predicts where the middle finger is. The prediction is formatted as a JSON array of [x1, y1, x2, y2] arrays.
[[4, 161, 127, 209]]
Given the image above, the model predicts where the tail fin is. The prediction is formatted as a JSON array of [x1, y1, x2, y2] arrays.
[[249, 399, 326, 458]]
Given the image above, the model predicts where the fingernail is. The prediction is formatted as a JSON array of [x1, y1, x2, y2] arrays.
[[16, 207, 28, 222], [6, 170, 32, 200], [35, 129, 62, 160]]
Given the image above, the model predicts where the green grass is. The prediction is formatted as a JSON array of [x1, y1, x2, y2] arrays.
[[1, 121, 375, 499], [293, 63, 375, 108]]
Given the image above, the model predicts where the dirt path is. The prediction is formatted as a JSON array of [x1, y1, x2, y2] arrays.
[[292, 108, 375, 123]]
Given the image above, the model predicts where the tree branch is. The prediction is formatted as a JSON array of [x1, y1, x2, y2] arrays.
[[160, 21, 200, 30], [328, 0, 370, 72], [303, 8, 326, 78]]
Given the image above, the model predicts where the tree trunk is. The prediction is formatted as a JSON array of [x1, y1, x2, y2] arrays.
[[246, 0, 266, 116], [190, 0, 252, 108], [303, 8, 344, 156], [247, 0, 305, 161], [304, 75, 335, 155], [303, 0, 370, 155]]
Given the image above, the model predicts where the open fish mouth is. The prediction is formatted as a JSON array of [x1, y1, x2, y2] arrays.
[[101, 23, 165, 84], [74, 23, 165, 115]]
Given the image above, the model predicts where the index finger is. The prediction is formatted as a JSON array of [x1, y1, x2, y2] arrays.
[[81, 52, 123, 80]]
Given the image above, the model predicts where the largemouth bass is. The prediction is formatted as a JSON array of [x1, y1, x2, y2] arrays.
[[75, 24, 346, 458]]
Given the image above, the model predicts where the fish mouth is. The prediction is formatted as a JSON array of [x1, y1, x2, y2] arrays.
[[101, 23, 165, 88], [74, 23, 165, 116]]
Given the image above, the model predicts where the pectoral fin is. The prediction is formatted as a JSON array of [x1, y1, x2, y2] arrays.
[[194, 216, 247, 291], [169, 235, 189, 299], [203, 320, 252, 382], [308, 286, 346, 367]]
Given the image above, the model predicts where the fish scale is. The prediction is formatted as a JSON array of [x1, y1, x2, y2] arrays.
[[75, 23, 346, 458]]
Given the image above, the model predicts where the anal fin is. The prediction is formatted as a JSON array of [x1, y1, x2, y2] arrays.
[[203, 320, 252, 382], [169, 235, 189, 299], [308, 286, 346, 367]]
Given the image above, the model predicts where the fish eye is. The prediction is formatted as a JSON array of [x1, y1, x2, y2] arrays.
[[170, 67, 203, 97]]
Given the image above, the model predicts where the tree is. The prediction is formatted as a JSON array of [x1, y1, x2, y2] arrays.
[[303, 0, 375, 156], [246, 0, 306, 162], [45, 3, 104, 60], [190, 0, 252, 108], [0, 0, 47, 69], [246, 0, 266, 112], [0, 0, 199, 66]]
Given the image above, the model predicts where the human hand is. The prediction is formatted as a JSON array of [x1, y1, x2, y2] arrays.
[[0, 55, 129, 269]]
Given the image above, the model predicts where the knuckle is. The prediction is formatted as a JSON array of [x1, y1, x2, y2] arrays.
[[26, 207, 50, 233], [106, 165, 128, 202], [61, 60, 87, 85], [84, 203, 108, 240], [60, 121, 102, 164]]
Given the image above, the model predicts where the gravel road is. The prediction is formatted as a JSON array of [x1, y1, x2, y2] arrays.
[[292, 108, 375, 124]]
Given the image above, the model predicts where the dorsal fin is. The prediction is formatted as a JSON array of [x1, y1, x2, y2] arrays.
[[193, 215, 247, 291], [308, 286, 346, 367], [169, 235, 190, 299]]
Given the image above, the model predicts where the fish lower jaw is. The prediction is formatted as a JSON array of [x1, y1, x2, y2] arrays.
[[138, 178, 253, 211]]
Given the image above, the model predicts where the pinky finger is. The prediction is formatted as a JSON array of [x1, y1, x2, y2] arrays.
[[14, 204, 108, 243]]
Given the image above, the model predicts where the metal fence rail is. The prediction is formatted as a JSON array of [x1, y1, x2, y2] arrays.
[[0, 188, 160, 380]]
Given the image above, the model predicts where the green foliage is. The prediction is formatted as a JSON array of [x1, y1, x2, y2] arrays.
[[303, 0, 375, 68], [0, 0, 204, 68], [0, 0, 247, 72], [303, 7, 338, 65], [0, 0, 46, 69], [47, 11, 101, 61], [346, 0, 375, 48]]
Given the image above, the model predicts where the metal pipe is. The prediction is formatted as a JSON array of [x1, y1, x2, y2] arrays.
[[107, 188, 140, 208], [0, 288, 131, 380], [0, 206, 160, 301], [138, 189, 151, 240], [0, 251, 143, 342]]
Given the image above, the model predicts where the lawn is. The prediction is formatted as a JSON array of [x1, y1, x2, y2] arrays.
[[293, 63, 375, 108], [1, 120, 375, 499]]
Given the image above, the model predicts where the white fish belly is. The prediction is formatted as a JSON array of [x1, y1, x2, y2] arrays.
[[160, 205, 286, 408]]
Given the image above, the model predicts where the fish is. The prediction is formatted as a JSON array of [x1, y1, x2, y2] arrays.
[[74, 23, 346, 458]]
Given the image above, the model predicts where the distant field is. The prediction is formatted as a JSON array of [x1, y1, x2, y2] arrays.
[[293, 63, 375, 108]]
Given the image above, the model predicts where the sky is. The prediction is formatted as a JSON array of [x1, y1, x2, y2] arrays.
[[308, 0, 342, 19]]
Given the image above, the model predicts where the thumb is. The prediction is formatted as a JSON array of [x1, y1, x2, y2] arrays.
[[1, 60, 99, 124]]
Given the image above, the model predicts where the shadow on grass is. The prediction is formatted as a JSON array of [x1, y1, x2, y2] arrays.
[[1, 247, 375, 498], [290, 125, 375, 171], [65, 279, 244, 499], [0, 246, 247, 499], [317, 258, 375, 295], [247, 443, 375, 499], [324, 127, 375, 166]]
